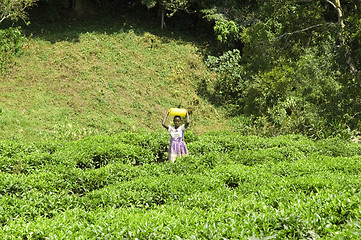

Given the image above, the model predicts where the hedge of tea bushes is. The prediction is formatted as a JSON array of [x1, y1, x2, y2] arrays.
[[1, 131, 361, 239]]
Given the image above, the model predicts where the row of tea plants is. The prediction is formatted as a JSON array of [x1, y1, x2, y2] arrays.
[[1, 131, 361, 239]]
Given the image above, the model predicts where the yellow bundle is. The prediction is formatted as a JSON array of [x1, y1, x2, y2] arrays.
[[169, 108, 187, 117]]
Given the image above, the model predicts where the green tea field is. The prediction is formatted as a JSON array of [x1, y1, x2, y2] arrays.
[[1, 131, 361, 239]]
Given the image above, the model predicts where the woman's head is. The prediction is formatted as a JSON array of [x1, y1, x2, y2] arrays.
[[173, 115, 182, 127]]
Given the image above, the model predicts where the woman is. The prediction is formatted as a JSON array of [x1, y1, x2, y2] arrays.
[[162, 110, 190, 162]]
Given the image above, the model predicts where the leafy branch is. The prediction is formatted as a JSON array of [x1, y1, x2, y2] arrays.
[[274, 23, 331, 40], [0, 0, 38, 24]]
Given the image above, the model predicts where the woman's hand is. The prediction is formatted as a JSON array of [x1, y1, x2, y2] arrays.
[[185, 109, 190, 129]]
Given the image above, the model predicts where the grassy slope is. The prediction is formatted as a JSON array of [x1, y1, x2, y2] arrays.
[[0, 15, 225, 141]]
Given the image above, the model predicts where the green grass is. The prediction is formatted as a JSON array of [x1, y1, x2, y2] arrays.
[[0, 15, 224, 142]]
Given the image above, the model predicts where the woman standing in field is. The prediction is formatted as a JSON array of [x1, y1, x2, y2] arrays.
[[162, 110, 190, 162]]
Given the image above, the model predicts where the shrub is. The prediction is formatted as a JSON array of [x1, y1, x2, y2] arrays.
[[82, 173, 221, 210], [0, 27, 25, 73], [0, 140, 60, 174], [315, 137, 361, 157], [59, 135, 157, 169]]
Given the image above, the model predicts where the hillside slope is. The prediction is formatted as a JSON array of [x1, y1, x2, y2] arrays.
[[0, 16, 226, 141]]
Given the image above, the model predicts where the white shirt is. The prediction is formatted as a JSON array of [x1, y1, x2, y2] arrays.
[[169, 125, 185, 139]]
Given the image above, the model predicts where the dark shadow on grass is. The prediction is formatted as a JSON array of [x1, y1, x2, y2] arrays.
[[22, 3, 216, 53]]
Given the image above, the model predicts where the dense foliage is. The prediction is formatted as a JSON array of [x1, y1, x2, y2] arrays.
[[0, 0, 37, 73], [200, 0, 361, 138], [0, 26, 25, 73], [1, 131, 361, 238]]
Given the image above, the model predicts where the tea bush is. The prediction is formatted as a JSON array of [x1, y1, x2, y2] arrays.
[[1, 131, 361, 239]]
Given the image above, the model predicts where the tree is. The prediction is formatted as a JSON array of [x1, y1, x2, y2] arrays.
[[141, 0, 189, 29], [0, 0, 38, 24], [326, 0, 359, 79], [0, 0, 37, 73]]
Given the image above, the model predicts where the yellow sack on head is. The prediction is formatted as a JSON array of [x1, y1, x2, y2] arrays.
[[169, 108, 187, 117]]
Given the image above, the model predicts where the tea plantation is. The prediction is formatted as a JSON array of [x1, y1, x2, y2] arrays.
[[1, 131, 361, 239]]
